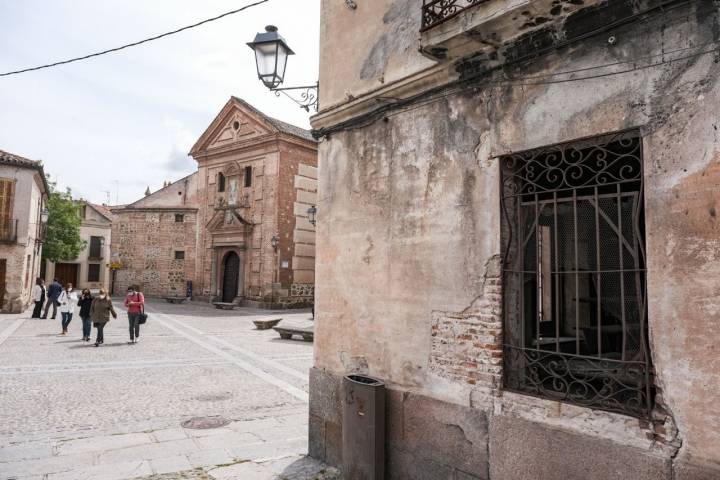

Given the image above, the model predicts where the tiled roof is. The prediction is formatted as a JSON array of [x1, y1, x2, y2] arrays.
[[87, 202, 116, 221], [0, 149, 50, 194], [0, 149, 42, 168], [230, 96, 315, 142]]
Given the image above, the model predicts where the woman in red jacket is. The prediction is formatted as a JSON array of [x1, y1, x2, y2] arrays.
[[124, 285, 145, 344]]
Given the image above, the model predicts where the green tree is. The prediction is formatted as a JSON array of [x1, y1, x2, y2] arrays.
[[42, 179, 86, 263]]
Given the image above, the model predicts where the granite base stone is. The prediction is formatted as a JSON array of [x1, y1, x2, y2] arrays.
[[309, 368, 690, 480], [489, 415, 671, 480], [673, 458, 720, 480]]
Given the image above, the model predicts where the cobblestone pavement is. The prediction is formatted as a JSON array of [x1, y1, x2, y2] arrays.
[[0, 299, 338, 480]]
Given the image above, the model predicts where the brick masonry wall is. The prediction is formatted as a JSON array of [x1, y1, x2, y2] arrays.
[[111, 210, 197, 297], [278, 141, 317, 295]]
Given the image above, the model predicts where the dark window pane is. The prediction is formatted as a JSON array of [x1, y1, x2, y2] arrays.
[[244, 166, 252, 188], [87, 263, 100, 282], [89, 236, 102, 259], [174, 251, 185, 260]]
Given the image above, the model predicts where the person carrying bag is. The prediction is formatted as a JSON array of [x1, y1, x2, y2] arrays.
[[124, 286, 146, 344]]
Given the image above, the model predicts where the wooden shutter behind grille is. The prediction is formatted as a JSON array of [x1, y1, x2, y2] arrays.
[[0, 179, 15, 239]]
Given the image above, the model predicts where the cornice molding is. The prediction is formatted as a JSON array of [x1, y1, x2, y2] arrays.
[[311, 63, 456, 130]]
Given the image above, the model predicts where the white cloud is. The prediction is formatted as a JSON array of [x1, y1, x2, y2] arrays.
[[0, 0, 320, 204]]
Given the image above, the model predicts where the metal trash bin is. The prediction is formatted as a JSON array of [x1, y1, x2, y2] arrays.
[[342, 374, 385, 480]]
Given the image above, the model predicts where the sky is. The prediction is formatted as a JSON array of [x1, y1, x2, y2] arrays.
[[0, 0, 320, 205]]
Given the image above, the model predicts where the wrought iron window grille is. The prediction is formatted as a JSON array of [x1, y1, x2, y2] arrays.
[[499, 130, 654, 419], [421, 0, 491, 31]]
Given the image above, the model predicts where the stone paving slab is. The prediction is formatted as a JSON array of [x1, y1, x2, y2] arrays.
[[129, 456, 342, 480], [0, 300, 323, 479]]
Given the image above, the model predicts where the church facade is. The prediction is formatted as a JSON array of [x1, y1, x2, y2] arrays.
[[110, 97, 317, 306]]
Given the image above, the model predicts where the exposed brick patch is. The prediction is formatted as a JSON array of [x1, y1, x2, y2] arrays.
[[430, 255, 503, 389]]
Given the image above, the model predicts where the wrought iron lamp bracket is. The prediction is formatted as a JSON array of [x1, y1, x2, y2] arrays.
[[271, 83, 319, 112]]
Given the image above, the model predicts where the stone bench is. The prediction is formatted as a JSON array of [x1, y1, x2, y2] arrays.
[[213, 302, 237, 310], [253, 318, 282, 330], [164, 297, 187, 304], [273, 326, 314, 342]]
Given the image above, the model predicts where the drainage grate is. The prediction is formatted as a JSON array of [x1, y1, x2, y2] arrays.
[[180, 416, 231, 429], [193, 392, 233, 402]]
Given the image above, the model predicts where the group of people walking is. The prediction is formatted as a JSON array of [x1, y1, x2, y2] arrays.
[[31, 278, 145, 346]]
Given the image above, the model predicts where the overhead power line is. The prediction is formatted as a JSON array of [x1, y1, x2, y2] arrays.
[[0, 0, 269, 77]]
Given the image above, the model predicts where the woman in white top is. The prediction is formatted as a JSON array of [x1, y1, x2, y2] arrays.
[[58, 283, 78, 335]]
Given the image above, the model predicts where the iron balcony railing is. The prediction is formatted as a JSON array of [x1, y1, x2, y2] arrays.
[[421, 0, 490, 31], [0, 219, 18, 243]]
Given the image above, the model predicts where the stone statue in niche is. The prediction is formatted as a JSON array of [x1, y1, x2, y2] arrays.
[[225, 178, 239, 224]]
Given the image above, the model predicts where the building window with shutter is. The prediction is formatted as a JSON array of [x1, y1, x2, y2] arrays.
[[244, 166, 252, 188], [0, 178, 15, 242], [88, 236, 103, 260], [174, 251, 185, 260], [87, 263, 100, 282], [500, 131, 653, 419]]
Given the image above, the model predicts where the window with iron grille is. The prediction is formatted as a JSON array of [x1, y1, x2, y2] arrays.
[[500, 130, 653, 418], [87, 263, 100, 282], [88, 236, 103, 260]]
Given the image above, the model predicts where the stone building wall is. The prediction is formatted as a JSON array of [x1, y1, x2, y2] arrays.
[[110, 172, 199, 297], [111, 209, 198, 297], [44, 202, 113, 290], [190, 97, 317, 306], [310, 1, 720, 479], [278, 143, 317, 305], [0, 163, 46, 313]]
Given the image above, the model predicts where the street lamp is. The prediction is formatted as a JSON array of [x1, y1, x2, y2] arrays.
[[307, 205, 317, 226], [40, 207, 49, 224], [247, 26, 318, 112], [270, 233, 280, 306], [247, 25, 293, 89]]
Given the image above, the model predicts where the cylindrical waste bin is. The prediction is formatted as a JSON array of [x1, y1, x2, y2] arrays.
[[342, 374, 385, 480]]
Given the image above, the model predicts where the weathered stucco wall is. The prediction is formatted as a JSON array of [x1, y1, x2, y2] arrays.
[[319, 0, 434, 108], [313, 2, 720, 477]]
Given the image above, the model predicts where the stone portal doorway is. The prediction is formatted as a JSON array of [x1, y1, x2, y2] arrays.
[[222, 252, 240, 303]]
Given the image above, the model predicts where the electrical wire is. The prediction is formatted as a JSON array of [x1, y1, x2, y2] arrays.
[[0, 0, 269, 77]]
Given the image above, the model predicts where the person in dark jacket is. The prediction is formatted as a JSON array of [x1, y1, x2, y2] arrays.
[[77, 289, 93, 341], [41, 278, 63, 319], [90, 289, 116, 347], [31, 278, 46, 318]]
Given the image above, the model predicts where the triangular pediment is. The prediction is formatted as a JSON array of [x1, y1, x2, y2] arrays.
[[206, 206, 253, 233], [190, 97, 279, 156]]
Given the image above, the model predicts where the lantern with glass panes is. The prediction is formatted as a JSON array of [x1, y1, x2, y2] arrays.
[[247, 26, 318, 112]]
